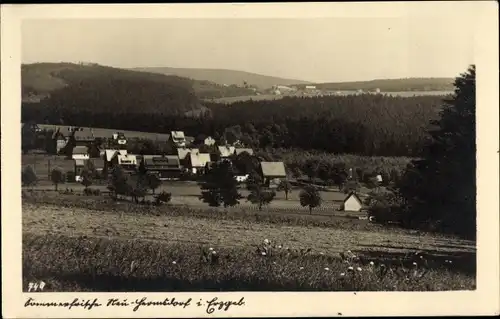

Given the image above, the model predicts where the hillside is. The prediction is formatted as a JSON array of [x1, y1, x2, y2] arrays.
[[131, 67, 311, 89], [304, 78, 455, 92], [21, 63, 207, 115]]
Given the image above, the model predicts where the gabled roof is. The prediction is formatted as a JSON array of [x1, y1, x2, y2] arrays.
[[260, 161, 286, 177], [189, 153, 211, 168], [143, 155, 181, 168], [104, 149, 127, 161], [343, 192, 363, 205], [72, 145, 88, 155], [171, 131, 185, 139], [177, 148, 199, 160], [234, 148, 254, 156], [218, 146, 235, 157]]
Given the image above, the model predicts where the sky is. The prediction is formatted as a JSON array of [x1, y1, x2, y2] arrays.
[[21, 16, 477, 83]]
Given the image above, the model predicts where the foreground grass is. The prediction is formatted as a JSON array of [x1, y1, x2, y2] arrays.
[[23, 233, 475, 292], [22, 191, 423, 235]]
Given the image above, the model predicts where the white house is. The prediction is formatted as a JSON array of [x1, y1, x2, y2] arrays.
[[170, 131, 187, 148], [204, 136, 216, 146], [340, 192, 363, 212]]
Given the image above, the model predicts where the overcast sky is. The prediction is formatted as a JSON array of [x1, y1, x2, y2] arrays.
[[22, 16, 476, 83]]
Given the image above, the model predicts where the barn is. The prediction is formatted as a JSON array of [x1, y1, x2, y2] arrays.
[[260, 161, 287, 188]]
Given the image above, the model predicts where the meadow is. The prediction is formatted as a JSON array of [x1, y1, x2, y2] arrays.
[[22, 192, 476, 292]]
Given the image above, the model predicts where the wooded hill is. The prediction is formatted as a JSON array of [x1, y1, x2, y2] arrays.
[[131, 67, 311, 89], [21, 63, 255, 110]]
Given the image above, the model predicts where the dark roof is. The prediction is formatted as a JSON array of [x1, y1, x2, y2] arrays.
[[72, 145, 88, 154], [234, 148, 254, 156], [343, 192, 363, 204], [144, 155, 181, 170]]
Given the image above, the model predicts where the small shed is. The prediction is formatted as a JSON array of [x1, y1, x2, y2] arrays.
[[260, 161, 287, 188], [340, 192, 363, 212]]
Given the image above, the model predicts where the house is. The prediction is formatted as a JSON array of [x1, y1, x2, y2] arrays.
[[103, 149, 128, 173], [177, 148, 199, 167], [170, 131, 187, 148], [203, 136, 216, 146], [64, 126, 96, 145], [234, 148, 254, 156], [72, 145, 89, 160], [260, 161, 287, 188], [218, 146, 235, 158], [52, 129, 67, 154], [340, 192, 363, 212], [117, 153, 137, 171], [142, 155, 182, 180], [73, 159, 87, 182], [112, 132, 127, 146], [305, 85, 317, 90], [186, 153, 212, 175]]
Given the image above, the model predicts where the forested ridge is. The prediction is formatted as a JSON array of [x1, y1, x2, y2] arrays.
[[23, 93, 447, 157]]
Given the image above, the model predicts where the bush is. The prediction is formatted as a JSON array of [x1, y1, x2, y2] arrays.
[[155, 191, 172, 206], [66, 171, 76, 182], [83, 188, 101, 196], [366, 192, 405, 225]]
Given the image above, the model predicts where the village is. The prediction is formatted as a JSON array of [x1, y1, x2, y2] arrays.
[[22, 123, 367, 214]]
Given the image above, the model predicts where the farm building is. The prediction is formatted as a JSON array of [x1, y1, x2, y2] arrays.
[[340, 192, 363, 212], [234, 148, 254, 156], [72, 146, 89, 160], [218, 146, 236, 158], [170, 131, 187, 148], [142, 155, 182, 179], [186, 153, 211, 175], [260, 161, 287, 188]]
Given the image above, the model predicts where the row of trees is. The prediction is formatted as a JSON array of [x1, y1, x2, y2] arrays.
[[22, 94, 446, 157], [198, 160, 321, 213]]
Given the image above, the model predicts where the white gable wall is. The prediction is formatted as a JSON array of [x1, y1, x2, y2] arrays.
[[343, 196, 362, 212]]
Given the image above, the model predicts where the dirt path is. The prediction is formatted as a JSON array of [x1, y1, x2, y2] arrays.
[[23, 203, 476, 256]]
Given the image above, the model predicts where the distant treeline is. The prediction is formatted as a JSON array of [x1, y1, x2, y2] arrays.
[[299, 78, 455, 92], [22, 94, 448, 157]]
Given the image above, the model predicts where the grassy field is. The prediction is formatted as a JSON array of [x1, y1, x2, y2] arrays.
[[22, 200, 476, 292]]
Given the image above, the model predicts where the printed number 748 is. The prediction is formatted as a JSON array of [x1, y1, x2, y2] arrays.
[[28, 281, 46, 292]]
